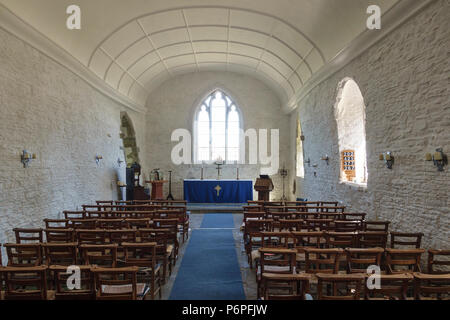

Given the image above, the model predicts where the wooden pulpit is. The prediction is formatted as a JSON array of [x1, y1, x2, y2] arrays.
[[254, 175, 274, 201], [146, 180, 168, 200]]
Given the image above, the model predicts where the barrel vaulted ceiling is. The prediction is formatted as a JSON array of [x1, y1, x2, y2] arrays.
[[0, 0, 401, 110]]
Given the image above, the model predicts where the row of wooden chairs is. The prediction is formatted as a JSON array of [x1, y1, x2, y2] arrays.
[[257, 247, 450, 299], [247, 201, 340, 207], [96, 200, 187, 206], [260, 272, 450, 300], [62, 210, 189, 242], [0, 241, 164, 300], [244, 218, 390, 234], [244, 210, 368, 222], [0, 265, 155, 300], [245, 230, 424, 267]]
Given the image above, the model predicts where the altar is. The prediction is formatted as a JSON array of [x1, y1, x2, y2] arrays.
[[183, 179, 253, 203]]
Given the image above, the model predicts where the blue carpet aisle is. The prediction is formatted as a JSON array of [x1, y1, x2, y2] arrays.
[[169, 214, 246, 300]]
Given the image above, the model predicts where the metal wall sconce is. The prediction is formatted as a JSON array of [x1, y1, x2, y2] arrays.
[[21, 150, 36, 168], [95, 155, 103, 165], [321, 155, 329, 165], [304, 158, 311, 167], [117, 158, 125, 166], [425, 148, 447, 171], [380, 152, 394, 169]]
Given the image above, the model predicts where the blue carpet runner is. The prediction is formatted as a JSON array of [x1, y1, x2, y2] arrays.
[[169, 214, 246, 300]]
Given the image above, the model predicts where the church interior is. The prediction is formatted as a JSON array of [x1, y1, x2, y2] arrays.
[[0, 0, 449, 302]]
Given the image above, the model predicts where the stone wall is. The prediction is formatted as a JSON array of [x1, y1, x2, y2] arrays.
[[0, 27, 147, 247], [291, 0, 449, 249], [145, 72, 291, 201]]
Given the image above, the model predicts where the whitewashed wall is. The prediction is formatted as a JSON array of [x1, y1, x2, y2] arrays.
[[0, 28, 147, 246], [290, 0, 449, 249], [144, 72, 291, 201]]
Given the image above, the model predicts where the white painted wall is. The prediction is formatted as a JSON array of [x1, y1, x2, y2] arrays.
[[0, 27, 147, 247], [144, 72, 291, 201], [290, 0, 449, 250]]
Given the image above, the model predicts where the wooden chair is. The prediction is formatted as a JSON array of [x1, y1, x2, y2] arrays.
[[69, 219, 97, 230], [342, 213, 366, 222], [13, 228, 43, 243], [325, 232, 358, 248], [358, 231, 388, 248], [261, 232, 292, 249], [334, 220, 363, 232], [43, 219, 70, 229], [76, 229, 107, 245], [153, 219, 179, 263], [261, 273, 311, 300], [124, 218, 152, 230], [96, 219, 125, 230], [305, 218, 333, 232], [49, 265, 95, 300], [45, 228, 75, 243], [122, 242, 162, 300], [63, 211, 86, 220], [79, 244, 118, 267], [42, 242, 78, 266], [257, 248, 297, 299], [138, 228, 173, 283], [97, 201, 114, 206], [1, 265, 48, 300], [385, 248, 425, 274], [303, 248, 343, 274], [346, 248, 384, 273], [428, 249, 450, 274], [4, 243, 42, 267], [364, 274, 413, 300], [278, 219, 303, 232], [363, 221, 390, 232], [414, 273, 450, 300], [91, 267, 148, 300], [390, 232, 423, 249], [107, 230, 137, 245], [316, 273, 364, 300]]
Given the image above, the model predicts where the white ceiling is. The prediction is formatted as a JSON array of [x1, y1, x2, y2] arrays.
[[0, 0, 400, 107]]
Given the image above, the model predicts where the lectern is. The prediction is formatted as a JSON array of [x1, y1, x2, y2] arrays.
[[254, 175, 274, 201]]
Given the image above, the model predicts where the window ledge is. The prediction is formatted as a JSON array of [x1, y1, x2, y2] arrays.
[[339, 181, 367, 191]]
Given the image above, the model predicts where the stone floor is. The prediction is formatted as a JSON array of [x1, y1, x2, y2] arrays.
[[161, 213, 257, 300]]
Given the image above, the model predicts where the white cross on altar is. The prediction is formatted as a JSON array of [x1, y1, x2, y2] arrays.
[[214, 185, 222, 196]]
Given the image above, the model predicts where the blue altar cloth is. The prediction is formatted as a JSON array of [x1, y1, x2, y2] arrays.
[[183, 179, 253, 203]]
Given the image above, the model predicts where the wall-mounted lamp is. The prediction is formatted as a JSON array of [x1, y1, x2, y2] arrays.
[[95, 155, 103, 165], [380, 152, 394, 169], [21, 150, 36, 168], [117, 158, 125, 166], [117, 181, 127, 188], [300, 134, 305, 141], [304, 158, 311, 167], [321, 155, 329, 165], [426, 148, 447, 172]]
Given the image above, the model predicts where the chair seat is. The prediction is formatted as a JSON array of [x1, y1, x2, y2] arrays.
[[251, 249, 260, 263], [102, 283, 147, 297], [296, 253, 306, 262], [263, 266, 292, 273]]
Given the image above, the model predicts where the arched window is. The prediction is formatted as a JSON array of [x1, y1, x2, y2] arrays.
[[296, 116, 305, 178], [335, 79, 368, 185], [195, 90, 242, 162]]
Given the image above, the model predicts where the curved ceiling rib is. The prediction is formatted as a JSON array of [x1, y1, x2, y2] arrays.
[[88, 6, 326, 106]]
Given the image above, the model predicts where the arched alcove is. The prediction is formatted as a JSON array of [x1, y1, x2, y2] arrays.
[[334, 78, 368, 185], [120, 112, 140, 167]]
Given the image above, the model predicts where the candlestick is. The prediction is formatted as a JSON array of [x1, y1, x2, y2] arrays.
[[236, 167, 239, 180], [201, 167, 204, 180]]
